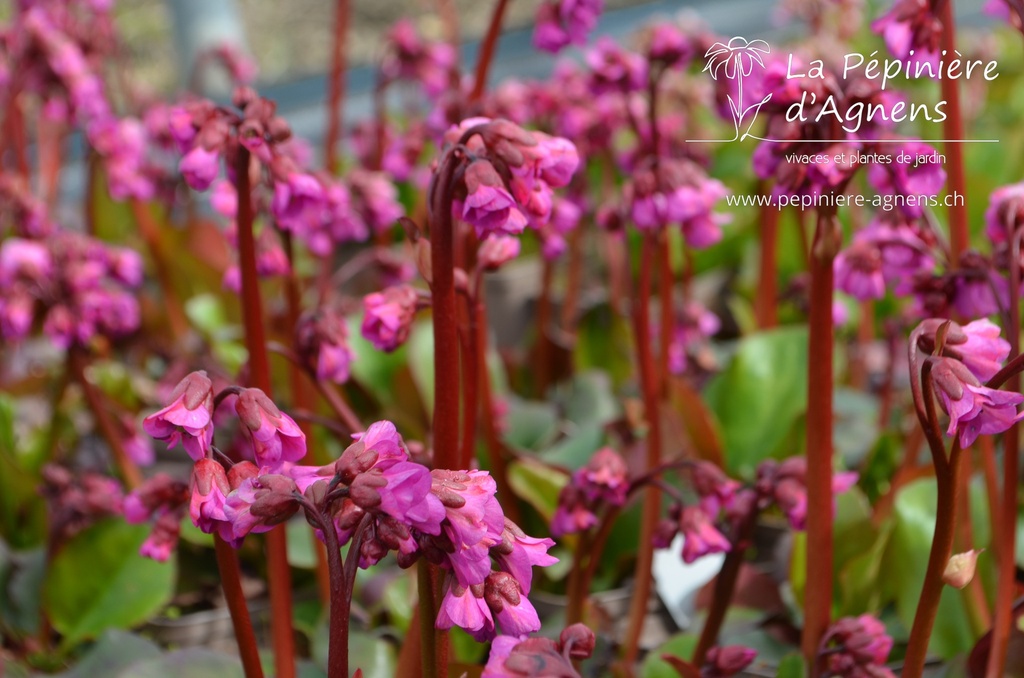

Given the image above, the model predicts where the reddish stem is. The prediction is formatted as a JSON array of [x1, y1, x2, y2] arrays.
[[658, 234, 674, 391], [234, 148, 296, 678], [69, 349, 142, 489], [692, 507, 759, 665], [459, 300, 478, 468], [801, 209, 838, 671], [988, 222, 1021, 677], [938, 0, 969, 260], [902, 443, 964, 678], [325, 0, 351, 174], [622, 233, 663, 666], [469, 0, 511, 103], [214, 534, 266, 678]]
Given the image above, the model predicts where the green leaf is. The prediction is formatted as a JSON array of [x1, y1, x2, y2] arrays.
[[44, 519, 176, 647], [312, 624, 395, 678], [573, 303, 635, 387], [502, 399, 559, 452], [538, 425, 604, 470], [113, 648, 244, 678], [555, 371, 619, 429], [703, 327, 809, 477], [641, 632, 697, 678], [54, 630, 161, 678], [286, 518, 319, 570], [507, 457, 568, 521], [0, 546, 45, 636], [775, 653, 808, 678], [883, 479, 976, 659]]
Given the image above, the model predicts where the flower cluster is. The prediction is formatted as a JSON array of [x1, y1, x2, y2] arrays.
[[666, 300, 721, 376], [482, 623, 596, 677], [138, 374, 557, 641], [551, 447, 630, 537], [819, 614, 895, 678], [913, 318, 1024, 448], [834, 213, 936, 301], [872, 0, 943, 74], [0, 233, 142, 347], [381, 20, 456, 99], [533, 0, 604, 54], [40, 464, 124, 542], [123, 473, 191, 562], [295, 305, 356, 385], [444, 117, 580, 239]]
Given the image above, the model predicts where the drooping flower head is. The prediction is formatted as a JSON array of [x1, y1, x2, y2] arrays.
[[819, 615, 896, 678], [533, 0, 604, 54], [234, 387, 307, 469], [142, 371, 215, 461]]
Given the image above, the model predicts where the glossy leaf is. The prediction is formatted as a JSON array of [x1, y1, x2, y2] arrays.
[[703, 327, 809, 477], [44, 519, 176, 647], [54, 630, 161, 678]]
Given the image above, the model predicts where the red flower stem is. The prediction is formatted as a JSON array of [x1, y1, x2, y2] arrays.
[[475, 297, 521, 524], [565, 531, 594, 625], [902, 440, 964, 678], [938, 0, 969, 260], [213, 534, 266, 678], [317, 502, 348, 678], [130, 199, 189, 342], [987, 226, 1022, 677], [755, 189, 780, 329], [281, 232, 332, 607], [801, 208, 839, 671], [622, 232, 663, 666], [417, 564, 440, 678], [469, 0, 511, 103], [459, 296, 478, 468], [233, 147, 296, 678], [324, 0, 350, 174], [692, 506, 759, 665], [68, 348, 142, 489]]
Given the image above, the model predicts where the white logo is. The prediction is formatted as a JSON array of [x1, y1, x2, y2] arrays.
[[700, 37, 772, 142]]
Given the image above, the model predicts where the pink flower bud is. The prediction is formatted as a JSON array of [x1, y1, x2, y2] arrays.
[[943, 549, 982, 589]]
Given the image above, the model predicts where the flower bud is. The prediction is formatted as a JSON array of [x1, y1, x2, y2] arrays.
[[943, 549, 982, 589], [228, 461, 260, 490], [559, 623, 596, 659]]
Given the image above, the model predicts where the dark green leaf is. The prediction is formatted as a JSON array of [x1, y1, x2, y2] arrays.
[[113, 648, 244, 678], [54, 630, 161, 677]]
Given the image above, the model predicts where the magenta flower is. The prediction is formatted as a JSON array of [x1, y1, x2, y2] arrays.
[[296, 306, 355, 384], [271, 172, 325, 232], [872, 0, 942, 75], [984, 181, 1024, 244], [586, 37, 648, 94], [703, 645, 758, 677], [758, 458, 858, 530], [482, 625, 596, 677], [834, 241, 886, 301], [432, 469, 507, 587], [436, 580, 495, 642], [223, 473, 299, 545], [361, 284, 419, 352], [551, 447, 628, 537], [234, 388, 307, 469], [486, 572, 542, 638], [821, 615, 896, 678], [139, 511, 182, 562], [931, 357, 1024, 448], [491, 519, 558, 594], [954, 319, 1011, 382], [179, 146, 220, 191], [142, 371, 215, 461], [461, 160, 522, 237], [533, 0, 604, 54], [866, 140, 946, 218], [188, 458, 231, 536], [678, 505, 731, 563], [478, 235, 522, 270]]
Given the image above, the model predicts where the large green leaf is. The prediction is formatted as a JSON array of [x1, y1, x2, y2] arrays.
[[54, 630, 161, 677], [703, 327, 809, 477], [507, 457, 569, 521], [502, 399, 559, 452], [113, 648, 244, 678], [44, 519, 176, 647], [883, 479, 977, 659]]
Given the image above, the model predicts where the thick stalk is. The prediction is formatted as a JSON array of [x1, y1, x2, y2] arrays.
[[429, 155, 462, 468], [801, 210, 838, 671], [282, 232, 332, 606], [469, 0, 511, 103], [69, 348, 142, 489], [459, 299, 478, 469], [418, 565, 439, 678], [234, 148, 296, 678], [565, 532, 593, 626], [325, 0, 350, 174], [987, 227, 1021, 677], [622, 233, 663, 666], [130, 200, 189, 342], [320, 507, 348, 678], [938, 0, 969, 260], [902, 444, 965, 678], [214, 535, 266, 678], [692, 507, 759, 665]]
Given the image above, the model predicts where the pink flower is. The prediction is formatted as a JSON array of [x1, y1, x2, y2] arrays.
[[478, 235, 521, 270], [533, 0, 604, 54], [179, 146, 220, 191], [586, 37, 647, 94], [955, 319, 1011, 382], [431, 469, 506, 587], [867, 140, 946, 217], [821, 615, 896, 678], [361, 284, 418, 352], [984, 181, 1024, 244], [931, 357, 1024, 448], [678, 505, 731, 563], [461, 160, 523, 237], [491, 519, 557, 594], [272, 172, 325, 232], [834, 241, 886, 301], [142, 371, 215, 461], [139, 510, 182, 562], [188, 458, 231, 536], [234, 388, 307, 468], [436, 581, 495, 642], [703, 645, 758, 677], [486, 572, 542, 638], [296, 307, 355, 384], [872, 0, 942, 75]]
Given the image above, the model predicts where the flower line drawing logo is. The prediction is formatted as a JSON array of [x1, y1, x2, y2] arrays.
[[702, 37, 773, 142]]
